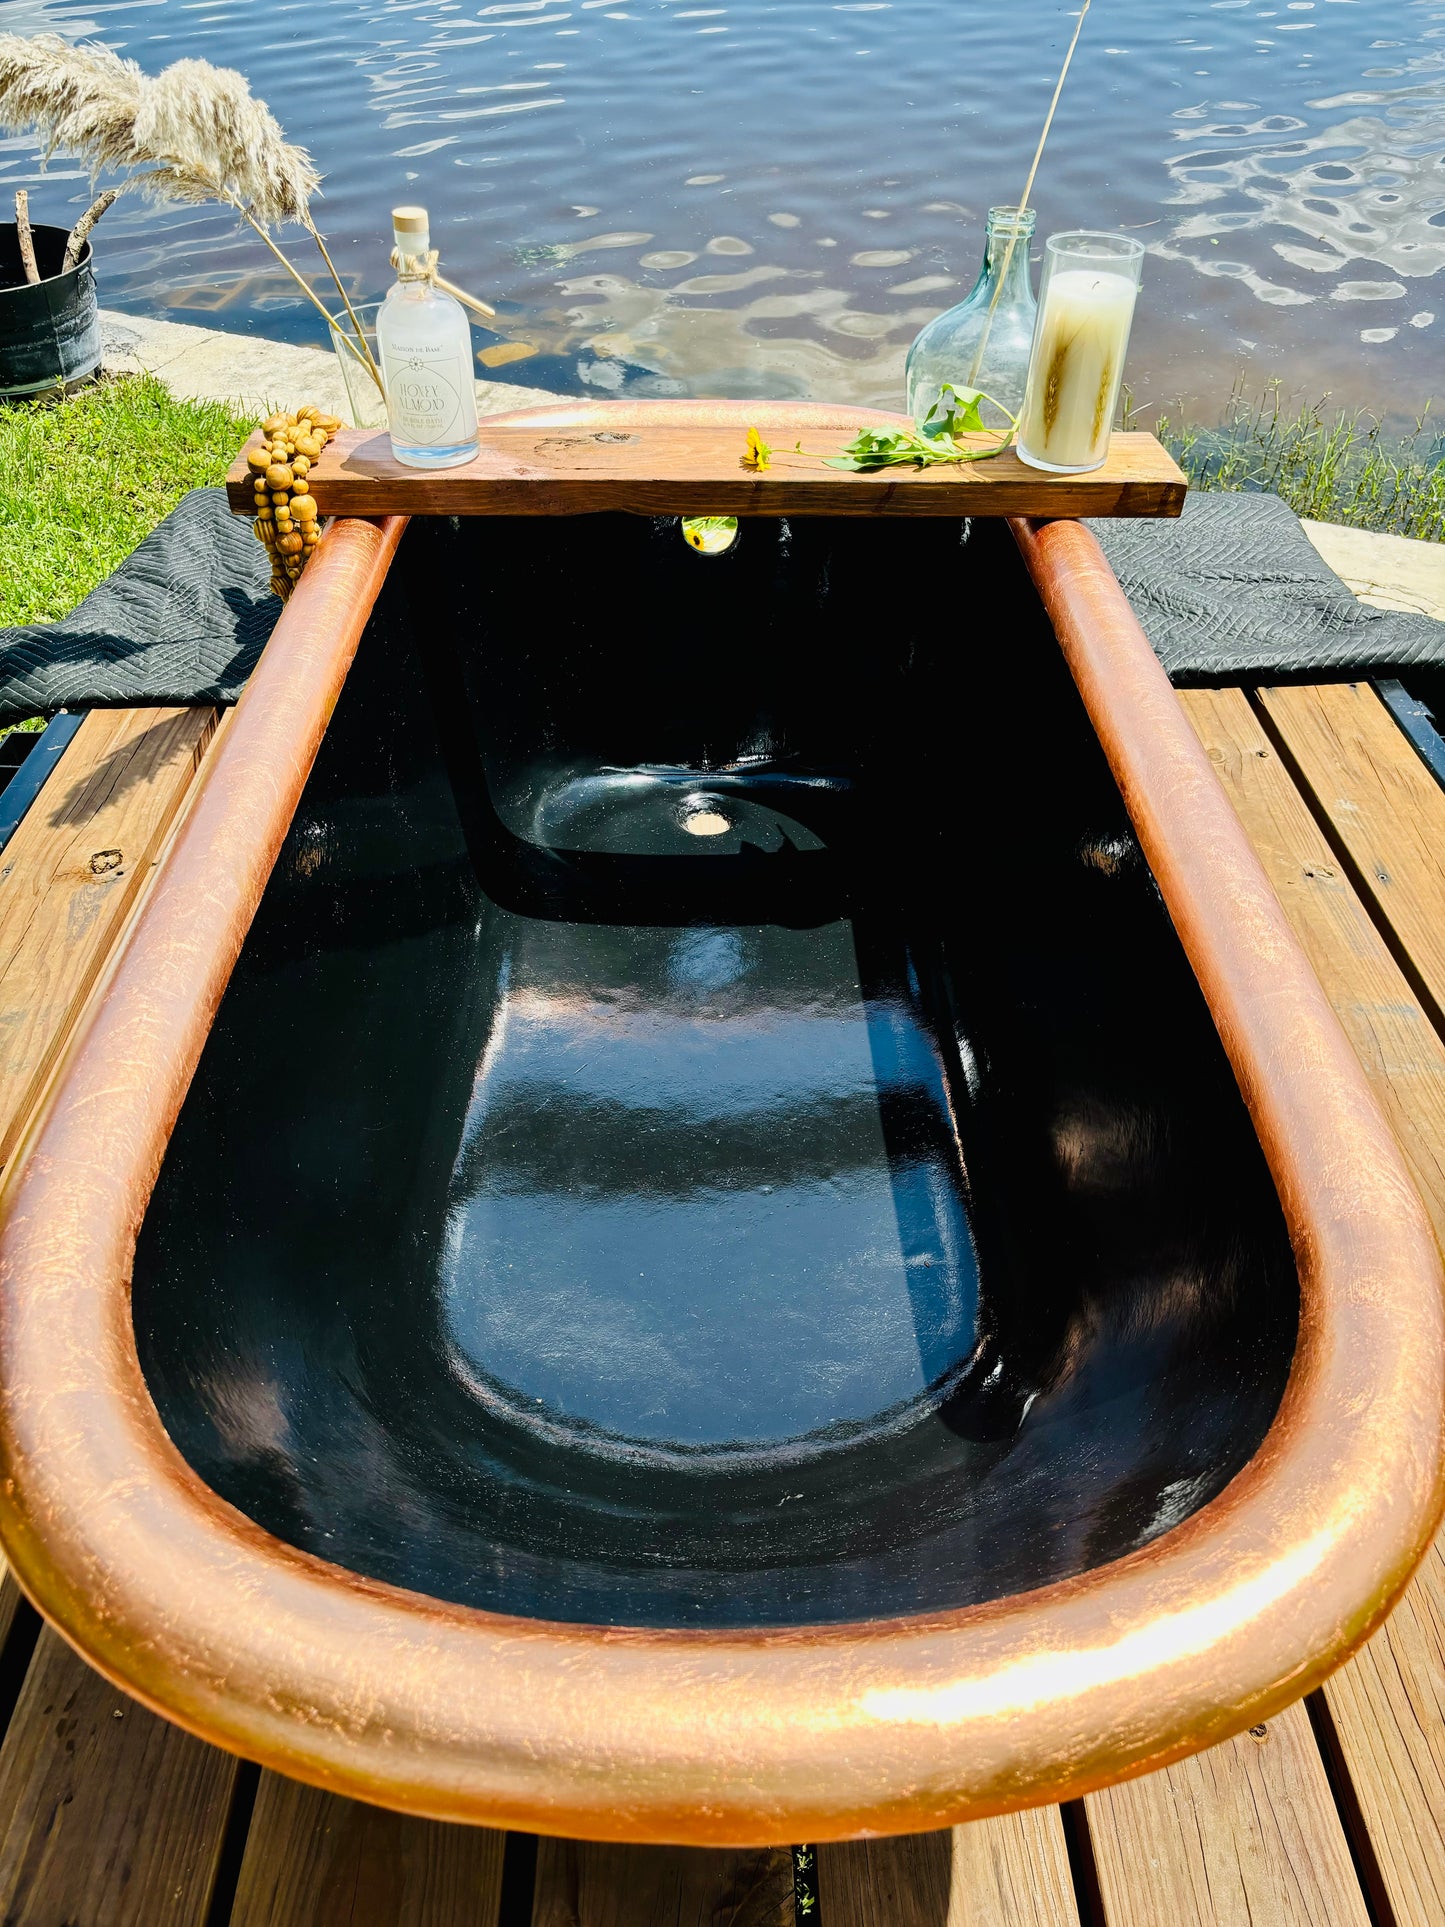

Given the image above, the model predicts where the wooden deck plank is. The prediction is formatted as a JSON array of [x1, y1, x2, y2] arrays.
[[817, 1832, 950, 1926], [1257, 680, 1445, 1031], [1315, 1585, 1445, 1927], [818, 1810, 1081, 1925], [530, 1840, 794, 1926], [1181, 685, 1445, 1223], [0, 1627, 238, 1926], [945, 1812, 1082, 1927], [0, 700, 248, 1926], [0, 704, 219, 1174], [1084, 1700, 1368, 1927], [230, 1772, 506, 1926], [0, 1554, 23, 1669], [224, 424, 1187, 521], [1182, 682, 1445, 1927]]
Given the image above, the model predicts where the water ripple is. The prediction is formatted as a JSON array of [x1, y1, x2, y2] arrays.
[[2, 0, 1440, 413]]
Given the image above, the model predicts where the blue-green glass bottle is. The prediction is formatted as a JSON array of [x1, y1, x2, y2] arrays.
[[905, 206, 1038, 426]]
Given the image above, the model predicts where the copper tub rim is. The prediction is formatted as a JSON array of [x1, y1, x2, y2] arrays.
[[0, 402, 1439, 1845]]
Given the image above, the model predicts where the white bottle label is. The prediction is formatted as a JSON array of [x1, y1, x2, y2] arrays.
[[385, 339, 467, 445]]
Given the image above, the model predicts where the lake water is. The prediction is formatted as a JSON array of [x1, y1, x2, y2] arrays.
[[3, 0, 1442, 421]]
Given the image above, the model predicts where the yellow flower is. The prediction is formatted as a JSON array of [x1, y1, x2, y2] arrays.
[[743, 426, 772, 471], [682, 516, 740, 554]]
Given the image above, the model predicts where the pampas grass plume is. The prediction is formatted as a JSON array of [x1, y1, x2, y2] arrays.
[[0, 32, 145, 179], [0, 35, 319, 225], [132, 58, 320, 225], [0, 32, 378, 391]]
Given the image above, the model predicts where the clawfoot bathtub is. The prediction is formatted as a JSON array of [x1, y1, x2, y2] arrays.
[[0, 403, 1438, 1844]]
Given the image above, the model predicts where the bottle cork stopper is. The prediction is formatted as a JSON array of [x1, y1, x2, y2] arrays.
[[392, 206, 429, 236]]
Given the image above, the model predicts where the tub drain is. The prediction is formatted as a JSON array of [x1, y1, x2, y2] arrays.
[[682, 806, 731, 837]]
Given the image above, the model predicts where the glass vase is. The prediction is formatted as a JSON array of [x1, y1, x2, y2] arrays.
[[330, 303, 389, 429], [905, 206, 1038, 428]]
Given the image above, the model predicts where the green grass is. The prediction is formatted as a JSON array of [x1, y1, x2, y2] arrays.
[[1151, 383, 1445, 543], [0, 374, 253, 630]]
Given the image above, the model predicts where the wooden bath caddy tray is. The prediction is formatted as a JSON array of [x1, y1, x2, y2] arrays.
[[224, 400, 1186, 519]]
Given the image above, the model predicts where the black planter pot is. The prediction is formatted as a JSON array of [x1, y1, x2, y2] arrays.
[[0, 222, 102, 400]]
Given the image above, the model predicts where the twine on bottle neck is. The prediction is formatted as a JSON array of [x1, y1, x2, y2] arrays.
[[392, 245, 441, 284], [389, 248, 498, 319]]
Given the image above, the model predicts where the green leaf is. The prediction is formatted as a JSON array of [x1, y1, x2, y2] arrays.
[[822, 386, 1017, 472], [921, 383, 989, 443], [945, 384, 988, 435]]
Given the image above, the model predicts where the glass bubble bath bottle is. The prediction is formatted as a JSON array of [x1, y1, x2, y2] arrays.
[[905, 206, 1038, 428], [376, 205, 481, 470]]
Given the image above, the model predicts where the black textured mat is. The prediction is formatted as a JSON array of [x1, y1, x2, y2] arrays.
[[0, 487, 278, 724], [1090, 490, 1444, 686]]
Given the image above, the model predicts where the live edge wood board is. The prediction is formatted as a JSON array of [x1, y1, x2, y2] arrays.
[[224, 404, 1186, 520]]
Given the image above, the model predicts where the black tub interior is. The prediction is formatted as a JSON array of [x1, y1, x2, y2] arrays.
[[133, 515, 1298, 1630]]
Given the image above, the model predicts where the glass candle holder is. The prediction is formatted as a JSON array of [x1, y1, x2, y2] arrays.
[[329, 302, 389, 428], [1017, 232, 1145, 475]]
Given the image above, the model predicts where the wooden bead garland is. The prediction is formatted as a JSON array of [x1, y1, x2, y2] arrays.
[[248, 406, 342, 601]]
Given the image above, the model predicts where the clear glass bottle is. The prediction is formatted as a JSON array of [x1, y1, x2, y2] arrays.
[[905, 206, 1038, 427], [376, 205, 480, 469]]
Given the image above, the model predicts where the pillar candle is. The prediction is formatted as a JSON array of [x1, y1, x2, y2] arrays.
[[1018, 267, 1139, 473]]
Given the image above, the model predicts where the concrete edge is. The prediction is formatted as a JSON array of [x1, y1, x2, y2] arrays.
[[99, 307, 564, 424]]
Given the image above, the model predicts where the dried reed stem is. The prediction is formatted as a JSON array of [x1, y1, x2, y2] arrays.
[[13, 187, 40, 283], [435, 272, 496, 321], [230, 204, 383, 397], [304, 218, 384, 388], [62, 187, 118, 270], [231, 205, 348, 333], [966, 0, 1091, 387]]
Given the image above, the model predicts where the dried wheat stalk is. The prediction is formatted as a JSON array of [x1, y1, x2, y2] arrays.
[[966, 0, 1094, 387]]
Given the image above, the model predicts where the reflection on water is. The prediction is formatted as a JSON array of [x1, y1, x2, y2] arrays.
[[1161, 80, 1445, 339], [2, 0, 1441, 415]]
